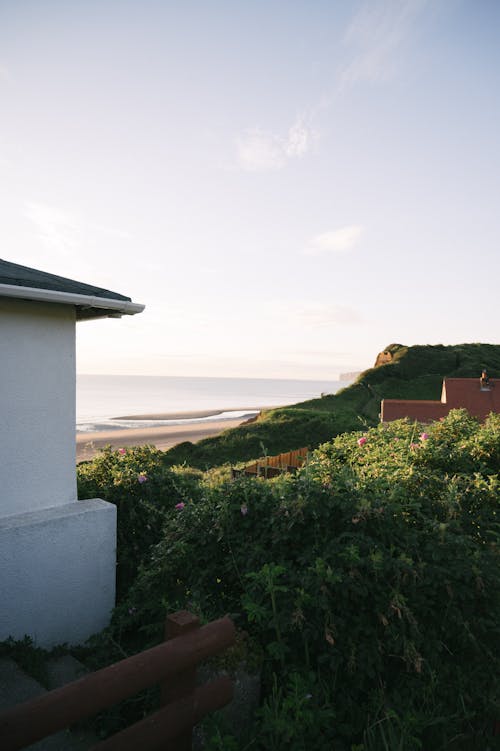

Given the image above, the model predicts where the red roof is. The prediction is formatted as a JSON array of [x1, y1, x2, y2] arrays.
[[381, 378, 499, 423]]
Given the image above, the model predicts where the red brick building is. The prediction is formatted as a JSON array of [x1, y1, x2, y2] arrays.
[[381, 378, 500, 423]]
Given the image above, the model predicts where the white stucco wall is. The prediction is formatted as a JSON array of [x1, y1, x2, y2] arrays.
[[0, 298, 76, 516], [0, 500, 116, 646]]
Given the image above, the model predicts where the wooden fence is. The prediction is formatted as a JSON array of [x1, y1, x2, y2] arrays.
[[0, 610, 235, 751], [232, 447, 309, 479]]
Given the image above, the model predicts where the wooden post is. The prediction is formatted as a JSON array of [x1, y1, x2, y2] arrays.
[[161, 610, 200, 750], [0, 614, 234, 751]]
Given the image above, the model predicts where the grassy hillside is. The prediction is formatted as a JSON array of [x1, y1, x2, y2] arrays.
[[164, 342, 500, 468]]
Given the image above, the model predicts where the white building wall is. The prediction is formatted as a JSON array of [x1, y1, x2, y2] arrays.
[[0, 295, 117, 646], [0, 298, 76, 516]]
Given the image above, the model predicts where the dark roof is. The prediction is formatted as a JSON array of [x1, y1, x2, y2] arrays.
[[0, 259, 131, 301]]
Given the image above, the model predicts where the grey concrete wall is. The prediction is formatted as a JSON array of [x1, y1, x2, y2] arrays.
[[0, 500, 116, 647]]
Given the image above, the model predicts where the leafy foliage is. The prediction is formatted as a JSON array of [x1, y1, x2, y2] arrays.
[[77, 446, 202, 597], [80, 410, 500, 749]]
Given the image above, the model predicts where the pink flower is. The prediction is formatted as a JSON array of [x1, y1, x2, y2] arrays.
[[118, 448, 126, 455], [357, 436, 367, 446], [175, 502, 185, 510], [138, 474, 147, 483], [410, 442, 419, 450], [240, 504, 248, 516], [420, 433, 429, 442]]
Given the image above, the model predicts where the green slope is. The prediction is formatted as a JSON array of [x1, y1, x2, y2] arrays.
[[164, 342, 500, 469]]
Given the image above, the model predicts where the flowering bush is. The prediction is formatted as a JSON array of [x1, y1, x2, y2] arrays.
[[77, 446, 202, 597], [80, 412, 500, 748]]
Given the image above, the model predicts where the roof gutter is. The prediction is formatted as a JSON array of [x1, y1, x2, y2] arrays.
[[0, 283, 145, 317]]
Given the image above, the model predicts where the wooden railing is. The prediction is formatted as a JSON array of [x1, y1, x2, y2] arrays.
[[0, 611, 235, 751], [233, 447, 309, 479]]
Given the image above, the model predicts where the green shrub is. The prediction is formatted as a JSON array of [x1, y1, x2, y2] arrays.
[[77, 446, 201, 598], [87, 410, 500, 748]]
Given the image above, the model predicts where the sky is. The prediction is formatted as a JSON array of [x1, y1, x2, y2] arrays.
[[1, 0, 499, 380]]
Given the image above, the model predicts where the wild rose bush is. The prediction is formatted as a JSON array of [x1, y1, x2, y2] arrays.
[[77, 446, 202, 597], [80, 411, 500, 749]]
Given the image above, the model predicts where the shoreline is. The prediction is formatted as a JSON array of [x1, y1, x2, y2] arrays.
[[109, 406, 266, 421], [76, 409, 263, 464]]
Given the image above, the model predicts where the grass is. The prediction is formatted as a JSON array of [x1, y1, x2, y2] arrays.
[[163, 342, 500, 469]]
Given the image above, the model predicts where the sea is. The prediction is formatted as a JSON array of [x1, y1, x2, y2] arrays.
[[76, 374, 349, 433]]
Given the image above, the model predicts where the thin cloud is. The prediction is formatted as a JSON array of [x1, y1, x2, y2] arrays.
[[91, 223, 131, 241], [22, 202, 134, 292], [284, 119, 311, 158], [25, 201, 132, 255], [305, 225, 363, 256], [235, 1, 429, 172], [0, 63, 10, 82], [266, 300, 362, 328], [25, 202, 81, 256], [236, 129, 286, 171], [339, 0, 428, 88], [236, 116, 315, 172], [296, 303, 362, 327]]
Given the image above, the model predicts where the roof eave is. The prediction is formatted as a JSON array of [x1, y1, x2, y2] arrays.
[[0, 283, 145, 320]]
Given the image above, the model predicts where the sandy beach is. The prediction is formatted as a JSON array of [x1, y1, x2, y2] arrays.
[[76, 411, 258, 463]]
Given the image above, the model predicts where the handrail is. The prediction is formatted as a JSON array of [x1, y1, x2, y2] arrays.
[[89, 676, 233, 751], [0, 613, 235, 751]]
